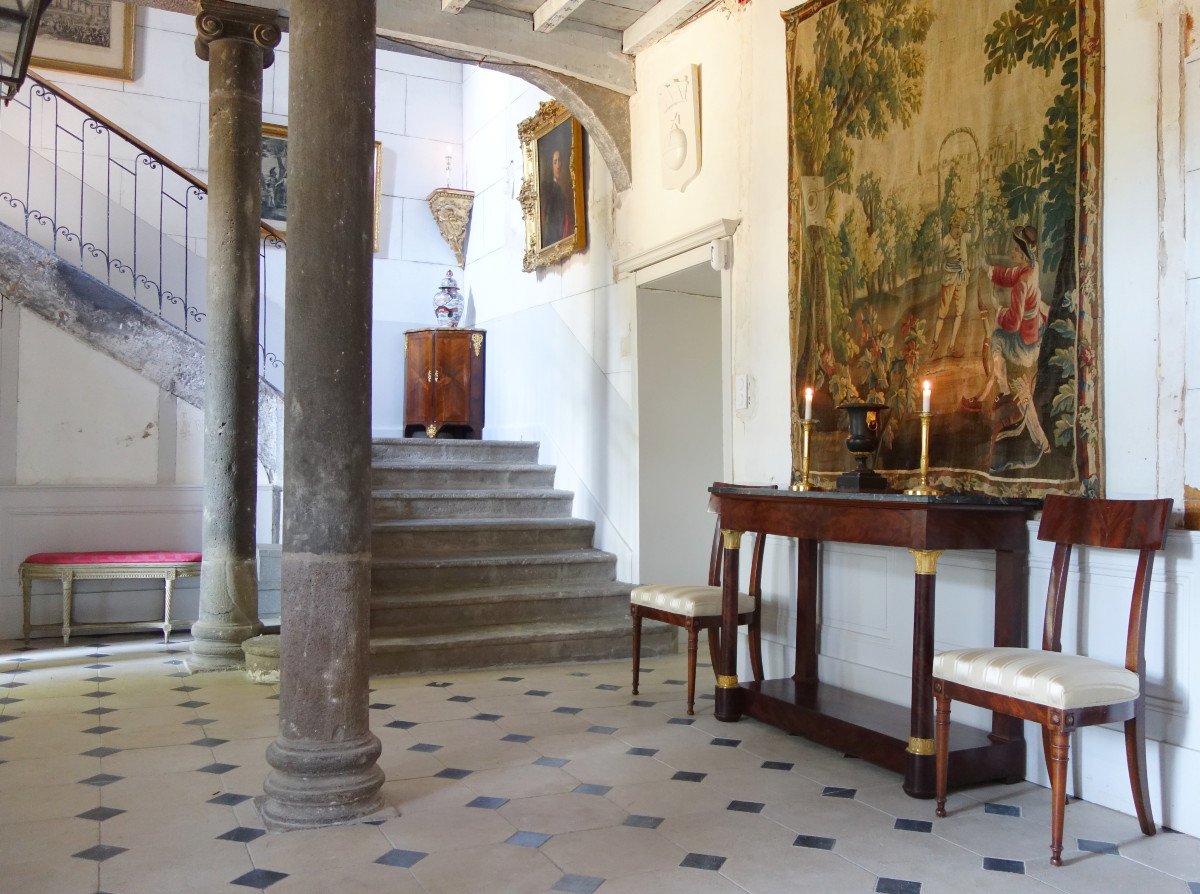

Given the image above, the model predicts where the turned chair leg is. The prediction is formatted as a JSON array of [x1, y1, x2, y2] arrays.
[[934, 691, 950, 817], [748, 616, 765, 683], [1125, 703, 1157, 836], [630, 607, 642, 695], [1048, 729, 1070, 867], [686, 624, 699, 715]]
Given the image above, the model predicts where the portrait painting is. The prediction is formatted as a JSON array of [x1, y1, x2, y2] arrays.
[[517, 100, 587, 271], [31, 0, 135, 81], [785, 0, 1103, 497], [260, 124, 384, 252]]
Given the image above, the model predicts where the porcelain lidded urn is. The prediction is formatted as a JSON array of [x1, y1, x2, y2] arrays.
[[433, 270, 465, 328]]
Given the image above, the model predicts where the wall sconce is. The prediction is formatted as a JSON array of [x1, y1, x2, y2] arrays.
[[427, 144, 474, 267]]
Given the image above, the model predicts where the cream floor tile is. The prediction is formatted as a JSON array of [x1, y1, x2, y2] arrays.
[[764, 786, 897, 841], [99, 742, 213, 777], [720, 841, 881, 893], [793, 752, 910, 789], [855, 777, 976, 821], [0, 815, 99, 864], [653, 743, 769, 774], [604, 778, 731, 818], [700, 765, 827, 804], [248, 822, 394, 875], [380, 801, 517, 852], [389, 696, 488, 723], [612, 722, 715, 752], [99, 839, 255, 894], [268, 861, 427, 894], [409, 840, 563, 894], [379, 775, 480, 813], [1025, 847, 1195, 892], [430, 739, 542, 771], [576, 704, 675, 730], [103, 719, 203, 749], [541, 824, 688, 878], [493, 709, 591, 737], [380, 717, 499, 745], [524, 731, 633, 759], [658, 806, 798, 858], [100, 801, 239, 846], [558, 750, 680, 786], [598, 865, 750, 894], [0, 780, 99, 824], [209, 735, 275, 766], [375, 746, 448, 781], [0, 752, 103, 787], [3, 694, 101, 717], [3, 851, 100, 894], [1121, 830, 1200, 880], [460, 762, 581, 799], [100, 768, 233, 813], [497, 789, 628, 834]]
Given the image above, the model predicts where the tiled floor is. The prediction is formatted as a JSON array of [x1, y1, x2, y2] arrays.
[[1, 635, 1198, 894]]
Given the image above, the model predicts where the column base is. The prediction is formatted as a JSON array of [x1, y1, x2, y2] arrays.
[[187, 619, 261, 672], [260, 733, 388, 831]]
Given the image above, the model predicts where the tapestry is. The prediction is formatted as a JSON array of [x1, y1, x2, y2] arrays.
[[785, 0, 1103, 496]]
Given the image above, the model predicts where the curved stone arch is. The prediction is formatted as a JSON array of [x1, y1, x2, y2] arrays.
[[480, 63, 633, 192]]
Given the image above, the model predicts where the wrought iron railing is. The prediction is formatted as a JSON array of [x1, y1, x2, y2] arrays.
[[0, 71, 285, 389]]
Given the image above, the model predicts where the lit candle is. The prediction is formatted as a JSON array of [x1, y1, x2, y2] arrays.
[[804, 387, 814, 421], [922, 380, 932, 414]]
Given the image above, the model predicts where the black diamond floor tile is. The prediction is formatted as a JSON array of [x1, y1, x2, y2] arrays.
[[535, 757, 568, 767], [208, 793, 253, 806], [552, 874, 605, 894], [81, 746, 121, 758], [502, 733, 533, 743], [822, 786, 856, 799], [0, 682, 25, 689], [385, 719, 417, 730], [681, 852, 726, 871], [375, 848, 428, 868], [190, 737, 228, 747], [184, 718, 214, 726], [568, 672, 591, 677], [0, 696, 21, 705], [83, 676, 113, 683], [473, 713, 502, 722], [435, 768, 471, 779], [77, 806, 125, 822], [197, 762, 238, 774], [574, 784, 611, 796], [894, 818, 932, 833], [84, 664, 111, 670], [426, 681, 452, 688], [369, 702, 394, 710], [409, 743, 442, 753], [672, 771, 706, 783], [231, 868, 288, 888], [73, 844, 127, 863], [507, 830, 551, 848], [710, 738, 740, 747], [1078, 839, 1120, 855], [83, 691, 115, 699], [526, 690, 551, 697], [79, 773, 123, 786], [982, 857, 1024, 874], [627, 747, 658, 757], [664, 679, 686, 686], [794, 834, 836, 850], [498, 676, 524, 682], [447, 695, 475, 703], [876, 879, 921, 894], [467, 796, 508, 809], [595, 684, 620, 691], [218, 826, 267, 843], [623, 815, 664, 829], [762, 761, 794, 771], [173, 685, 200, 693], [984, 802, 1021, 817], [553, 706, 582, 715], [667, 718, 695, 726], [178, 700, 209, 709], [728, 800, 765, 813], [587, 725, 617, 735], [629, 700, 655, 707], [82, 706, 117, 716]]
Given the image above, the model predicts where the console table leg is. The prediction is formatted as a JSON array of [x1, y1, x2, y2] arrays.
[[905, 549, 942, 798], [794, 538, 819, 684], [714, 529, 743, 722]]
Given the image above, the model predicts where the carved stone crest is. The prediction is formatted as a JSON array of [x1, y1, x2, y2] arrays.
[[426, 187, 474, 268]]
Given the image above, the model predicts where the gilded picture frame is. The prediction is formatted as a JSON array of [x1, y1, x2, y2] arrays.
[[784, 0, 1103, 498], [517, 100, 587, 272], [260, 123, 384, 253], [30, 0, 135, 82]]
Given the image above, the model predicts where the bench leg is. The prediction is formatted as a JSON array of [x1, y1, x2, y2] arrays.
[[21, 570, 31, 645], [61, 572, 74, 644], [163, 575, 176, 643]]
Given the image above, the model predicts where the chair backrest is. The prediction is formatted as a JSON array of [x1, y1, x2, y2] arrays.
[[1036, 494, 1173, 676], [705, 482, 776, 599]]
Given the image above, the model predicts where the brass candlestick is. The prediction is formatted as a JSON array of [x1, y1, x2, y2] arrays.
[[905, 411, 941, 496], [791, 419, 818, 491]]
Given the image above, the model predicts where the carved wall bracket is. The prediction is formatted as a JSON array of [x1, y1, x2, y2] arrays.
[[426, 187, 474, 268]]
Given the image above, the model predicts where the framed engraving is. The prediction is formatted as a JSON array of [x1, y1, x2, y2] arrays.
[[30, 0, 135, 82], [517, 100, 587, 272]]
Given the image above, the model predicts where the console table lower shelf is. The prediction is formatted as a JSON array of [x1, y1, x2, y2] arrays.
[[739, 678, 1026, 795]]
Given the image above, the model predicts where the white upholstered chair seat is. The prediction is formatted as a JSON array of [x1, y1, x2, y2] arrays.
[[630, 584, 753, 618], [933, 647, 1139, 710]]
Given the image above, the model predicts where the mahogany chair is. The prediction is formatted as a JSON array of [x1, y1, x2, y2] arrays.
[[629, 484, 771, 714], [932, 494, 1173, 866]]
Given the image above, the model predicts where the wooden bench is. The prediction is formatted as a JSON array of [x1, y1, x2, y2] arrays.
[[20, 551, 202, 644]]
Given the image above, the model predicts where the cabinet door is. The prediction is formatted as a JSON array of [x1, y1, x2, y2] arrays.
[[433, 331, 472, 425], [404, 331, 434, 426]]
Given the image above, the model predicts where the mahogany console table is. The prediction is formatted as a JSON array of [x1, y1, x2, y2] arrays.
[[708, 486, 1039, 798]]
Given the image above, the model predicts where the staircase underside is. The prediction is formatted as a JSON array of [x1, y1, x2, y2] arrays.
[[368, 437, 674, 675]]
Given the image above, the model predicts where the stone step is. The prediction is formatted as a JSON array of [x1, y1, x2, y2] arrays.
[[373, 517, 596, 557], [372, 462, 556, 491], [372, 488, 574, 521], [372, 438, 541, 465], [370, 581, 632, 632], [371, 549, 617, 593], [368, 619, 676, 675]]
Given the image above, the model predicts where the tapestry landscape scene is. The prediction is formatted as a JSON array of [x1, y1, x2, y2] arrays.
[[785, 0, 1102, 496]]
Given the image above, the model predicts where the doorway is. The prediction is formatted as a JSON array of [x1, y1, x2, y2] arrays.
[[636, 260, 723, 585]]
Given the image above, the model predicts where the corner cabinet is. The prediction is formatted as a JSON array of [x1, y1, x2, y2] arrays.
[[403, 328, 486, 439]]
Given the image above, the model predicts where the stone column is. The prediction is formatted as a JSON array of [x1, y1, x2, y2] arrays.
[[259, 0, 384, 830], [189, 1, 281, 672]]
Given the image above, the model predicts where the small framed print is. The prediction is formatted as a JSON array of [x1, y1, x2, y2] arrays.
[[31, 1, 135, 82]]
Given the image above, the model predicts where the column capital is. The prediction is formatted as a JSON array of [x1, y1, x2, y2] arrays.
[[195, 0, 282, 67]]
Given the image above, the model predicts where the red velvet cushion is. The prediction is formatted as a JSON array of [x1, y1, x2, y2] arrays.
[[23, 551, 202, 565]]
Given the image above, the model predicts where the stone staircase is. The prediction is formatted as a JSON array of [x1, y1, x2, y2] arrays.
[[369, 438, 675, 674]]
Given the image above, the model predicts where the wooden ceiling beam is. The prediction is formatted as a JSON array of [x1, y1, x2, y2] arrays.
[[533, 0, 588, 33], [623, 0, 709, 55]]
